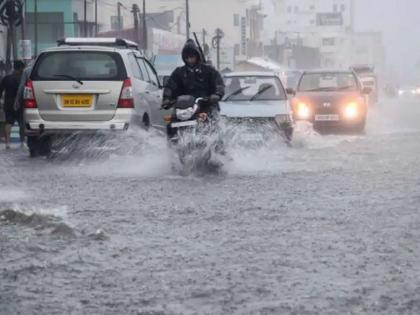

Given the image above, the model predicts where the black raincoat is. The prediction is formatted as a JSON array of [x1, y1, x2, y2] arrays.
[[163, 40, 225, 114]]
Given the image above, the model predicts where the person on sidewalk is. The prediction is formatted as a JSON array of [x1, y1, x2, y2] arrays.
[[0, 60, 26, 149]]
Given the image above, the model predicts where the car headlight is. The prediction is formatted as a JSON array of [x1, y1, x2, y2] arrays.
[[344, 102, 359, 119], [176, 107, 195, 121], [296, 102, 310, 119], [398, 89, 404, 95], [411, 89, 417, 95]]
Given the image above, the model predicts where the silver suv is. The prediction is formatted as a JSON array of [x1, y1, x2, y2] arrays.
[[24, 38, 166, 156]]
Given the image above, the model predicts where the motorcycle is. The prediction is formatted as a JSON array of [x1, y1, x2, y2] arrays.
[[165, 95, 225, 175]]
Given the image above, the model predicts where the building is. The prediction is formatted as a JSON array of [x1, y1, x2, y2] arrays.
[[144, 0, 266, 70], [349, 31, 386, 78], [23, 0, 96, 55], [93, 1, 184, 54], [270, 0, 356, 69]]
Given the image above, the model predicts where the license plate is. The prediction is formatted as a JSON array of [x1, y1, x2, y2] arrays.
[[62, 94, 93, 108], [315, 114, 339, 121], [171, 120, 197, 128]]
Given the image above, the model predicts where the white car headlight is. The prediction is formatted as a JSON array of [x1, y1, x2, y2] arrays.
[[176, 107, 196, 121]]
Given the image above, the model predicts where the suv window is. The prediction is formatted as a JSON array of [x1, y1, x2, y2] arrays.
[[31, 51, 127, 81], [128, 53, 144, 80], [136, 58, 150, 83], [143, 59, 160, 87]]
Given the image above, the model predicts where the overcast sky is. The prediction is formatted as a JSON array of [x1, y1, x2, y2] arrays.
[[354, 0, 420, 80]]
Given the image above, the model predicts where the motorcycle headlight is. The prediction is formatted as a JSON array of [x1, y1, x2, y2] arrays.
[[176, 107, 196, 121]]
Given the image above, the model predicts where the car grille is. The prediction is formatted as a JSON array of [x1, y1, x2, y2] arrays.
[[313, 103, 341, 115]]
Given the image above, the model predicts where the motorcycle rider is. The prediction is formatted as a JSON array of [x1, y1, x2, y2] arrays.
[[161, 39, 225, 117]]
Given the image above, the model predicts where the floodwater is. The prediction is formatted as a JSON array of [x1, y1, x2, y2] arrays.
[[1, 97, 420, 314]]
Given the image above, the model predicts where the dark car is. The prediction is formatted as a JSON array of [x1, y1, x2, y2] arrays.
[[290, 70, 371, 133]]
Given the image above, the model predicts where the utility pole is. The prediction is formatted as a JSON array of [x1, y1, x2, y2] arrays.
[[132, 4, 139, 43], [34, 0, 37, 56], [83, 0, 87, 37], [21, 0, 25, 42], [212, 28, 224, 70], [202, 28, 207, 46], [185, 0, 190, 40], [117, 2, 122, 33], [142, 0, 147, 50], [202, 28, 209, 59], [176, 14, 181, 34], [95, 0, 98, 36]]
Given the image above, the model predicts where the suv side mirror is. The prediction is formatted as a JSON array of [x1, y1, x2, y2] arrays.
[[286, 88, 296, 96], [362, 87, 372, 95]]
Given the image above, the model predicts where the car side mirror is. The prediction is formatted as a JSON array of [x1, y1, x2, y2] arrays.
[[286, 88, 296, 96], [362, 87, 372, 95]]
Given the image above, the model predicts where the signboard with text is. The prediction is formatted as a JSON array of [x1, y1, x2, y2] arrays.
[[316, 13, 343, 26]]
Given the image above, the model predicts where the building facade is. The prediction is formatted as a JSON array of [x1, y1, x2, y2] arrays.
[[271, 0, 357, 69], [144, 0, 265, 70], [24, 0, 96, 55]]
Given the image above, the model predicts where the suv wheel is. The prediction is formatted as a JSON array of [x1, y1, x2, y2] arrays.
[[142, 114, 150, 130], [28, 135, 52, 157], [28, 136, 40, 158]]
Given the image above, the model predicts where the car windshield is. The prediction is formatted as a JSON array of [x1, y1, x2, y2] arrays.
[[298, 72, 358, 92], [31, 51, 126, 81], [224, 75, 287, 101]]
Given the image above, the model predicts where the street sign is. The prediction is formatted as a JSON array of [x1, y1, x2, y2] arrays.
[[18, 40, 32, 59]]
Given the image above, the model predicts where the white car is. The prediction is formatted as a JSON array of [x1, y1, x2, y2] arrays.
[[220, 72, 294, 142], [24, 38, 167, 156]]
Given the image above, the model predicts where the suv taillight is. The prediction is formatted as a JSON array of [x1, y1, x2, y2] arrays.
[[24, 80, 37, 108], [118, 79, 134, 108]]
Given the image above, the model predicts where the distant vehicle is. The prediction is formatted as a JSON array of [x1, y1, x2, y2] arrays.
[[220, 72, 294, 142], [398, 86, 420, 97], [350, 65, 378, 105], [290, 70, 371, 133], [24, 38, 166, 157]]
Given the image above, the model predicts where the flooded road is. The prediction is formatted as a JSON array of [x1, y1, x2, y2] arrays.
[[1, 98, 420, 314]]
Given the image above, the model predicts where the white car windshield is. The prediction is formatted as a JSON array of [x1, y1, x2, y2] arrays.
[[224, 76, 287, 101]]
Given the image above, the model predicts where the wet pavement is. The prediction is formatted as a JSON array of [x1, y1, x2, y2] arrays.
[[1, 98, 420, 314]]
